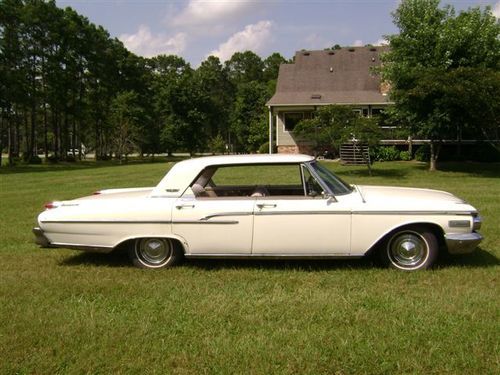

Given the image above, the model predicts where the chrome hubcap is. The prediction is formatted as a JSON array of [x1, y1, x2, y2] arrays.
[[137, 238, 171, 266], [389, 233, 427, 268]]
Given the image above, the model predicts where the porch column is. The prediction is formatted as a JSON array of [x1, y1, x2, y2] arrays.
[[268, 106, 273, 154]]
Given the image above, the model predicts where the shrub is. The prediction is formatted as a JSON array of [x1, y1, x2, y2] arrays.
[[258, 142, 269, 154], [47, 154, 59, 163], [373, 146, 401, 161], [208, 134, 226, 154], [96, 154, 112, 161], [415, 145, 430, 162], [22, 154, 42, 164], [400, 150, 412, 161]]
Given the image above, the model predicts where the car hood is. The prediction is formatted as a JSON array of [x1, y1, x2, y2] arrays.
[[354, 185, 473, 212]]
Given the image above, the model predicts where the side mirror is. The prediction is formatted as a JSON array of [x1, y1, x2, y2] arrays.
[[324, 193, 337, 203]]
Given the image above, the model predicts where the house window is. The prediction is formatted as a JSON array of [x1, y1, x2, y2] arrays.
[[371, 108, 385, 116], [283, 112, 312, 131]]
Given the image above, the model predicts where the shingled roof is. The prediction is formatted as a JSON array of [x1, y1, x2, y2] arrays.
[[267, 46, 391, 106]]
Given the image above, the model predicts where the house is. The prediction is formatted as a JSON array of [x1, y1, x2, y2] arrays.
[[266, 46, 392, 154]]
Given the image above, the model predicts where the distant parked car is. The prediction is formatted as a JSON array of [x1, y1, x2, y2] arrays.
[[33, 154, 482, 271], [67, 144, 87, 158]]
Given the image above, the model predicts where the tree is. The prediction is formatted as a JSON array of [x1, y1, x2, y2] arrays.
[[230, 81, 269, 152], [294, 105, 381, 174], [0, 0, 24, 166], [382, 0, 500, 170], [108, 91, 142, 162], [225, 51, 264, 85], [263, 52, 287, 82], [195, 56, 233, 143]]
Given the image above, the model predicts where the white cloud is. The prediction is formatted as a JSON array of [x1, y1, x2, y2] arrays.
[[208, 20, 273, 62], [375, 38, 389, 46], [173, 0, 259, 27], [119, 26, 187, 57], [493, 1, 500, 19], [353, 39, 363, 47]]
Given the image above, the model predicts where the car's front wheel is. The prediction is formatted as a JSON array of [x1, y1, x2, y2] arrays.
[[380, 226, 438, 271], [129, 238, 181, 269]]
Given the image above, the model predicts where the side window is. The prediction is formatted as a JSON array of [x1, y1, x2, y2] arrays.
[[189, 164, 307, 198]]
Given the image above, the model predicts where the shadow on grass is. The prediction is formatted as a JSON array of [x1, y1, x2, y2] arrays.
[[59, 247, 499, 270], [59, 250, 131, 268], [437, 247, 500, 269], [436, 162, 500, 178], [183, 257, 376, 271]]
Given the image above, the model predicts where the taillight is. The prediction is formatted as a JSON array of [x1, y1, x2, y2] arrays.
[[44, 201, 62, 209], [44, 202, 57, 209]]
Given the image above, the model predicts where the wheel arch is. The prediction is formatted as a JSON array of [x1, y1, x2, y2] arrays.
[[113, 235, 188, 255], [365, 221, 445, 256]]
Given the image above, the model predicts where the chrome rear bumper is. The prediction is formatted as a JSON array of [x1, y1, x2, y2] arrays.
[[33, 227, 51, 247], [445, 232, 482, 254]]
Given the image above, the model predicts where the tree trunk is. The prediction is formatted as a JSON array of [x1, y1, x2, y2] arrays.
[[72, 116, 76, 156], [53, 110, 59, 159], [44, 102, 48, 159], [94, 118, 99, 160], [429, 141, 441, 171], [30, 105, 36, 159], [62, 111, 68, 159], [24, 113, 29, 159], [8, 112, 14, 165], [0, 114, 3, 167]]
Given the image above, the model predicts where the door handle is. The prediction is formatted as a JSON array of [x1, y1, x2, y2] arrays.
[[256, 203, 277, 209], [176, 204, 195, 209]]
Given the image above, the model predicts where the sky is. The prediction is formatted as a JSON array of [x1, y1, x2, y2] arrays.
[[57, 0, 500, 66]]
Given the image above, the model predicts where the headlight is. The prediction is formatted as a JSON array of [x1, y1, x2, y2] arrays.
[[473, 215, 482, 231]]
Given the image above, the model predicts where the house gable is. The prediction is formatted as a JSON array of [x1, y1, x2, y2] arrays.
[[267, 46, 392, 154]]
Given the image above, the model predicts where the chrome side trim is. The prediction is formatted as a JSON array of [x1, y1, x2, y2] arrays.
[[255, 211, 350, 216], [173, 220, 239, 225], [444, 232, 483, 254], [41, 219, 239, 225], [185, 253, 361, 260], [50, 242, 114, 253], [40, 220, 172, 224], [351, 211, 474, 215], [201, 212, 253, 220]]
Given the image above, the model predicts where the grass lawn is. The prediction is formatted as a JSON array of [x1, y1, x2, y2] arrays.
[[1, 159, 499, 374]]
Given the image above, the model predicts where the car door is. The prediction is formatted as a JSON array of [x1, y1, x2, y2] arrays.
[[252, 165, 352, 255], [171, 197, 254, 255]]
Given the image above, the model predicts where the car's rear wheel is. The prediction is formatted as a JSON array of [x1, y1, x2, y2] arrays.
[[129, 238, 181, 269], [381, 226, 438, 270]]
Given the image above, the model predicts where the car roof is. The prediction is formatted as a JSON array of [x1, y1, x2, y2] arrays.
[[174, 154, 314, 169], [151, 154, 315, 198]]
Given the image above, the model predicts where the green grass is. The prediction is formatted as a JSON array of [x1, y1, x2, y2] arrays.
[[1, 160, 499, 374]]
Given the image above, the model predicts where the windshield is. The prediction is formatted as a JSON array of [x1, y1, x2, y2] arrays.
[[308, 161, 353, 196]]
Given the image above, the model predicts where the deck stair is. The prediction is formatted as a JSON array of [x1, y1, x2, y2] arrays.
[[340, 143, 370, 165]]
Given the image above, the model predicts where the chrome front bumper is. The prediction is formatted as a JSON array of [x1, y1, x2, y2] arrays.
[[445, 232, 483, 254], [33, 227, 51, 247]]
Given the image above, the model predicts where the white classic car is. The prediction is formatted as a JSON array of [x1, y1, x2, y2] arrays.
[[33, 154, 483, 271]]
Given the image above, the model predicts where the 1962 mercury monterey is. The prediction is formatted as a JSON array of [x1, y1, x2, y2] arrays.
[[33, 154, 483, 271]]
